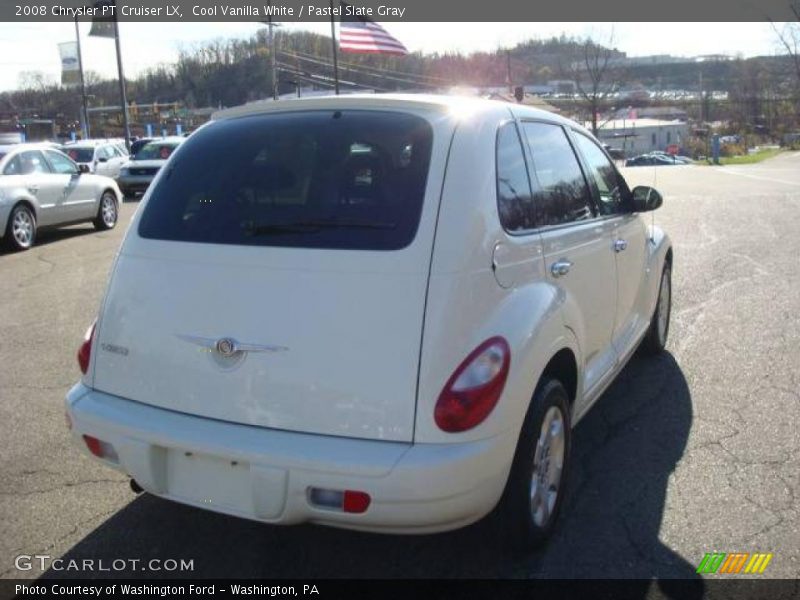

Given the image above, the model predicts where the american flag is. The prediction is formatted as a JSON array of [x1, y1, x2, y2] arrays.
[[338, 1, 408, 56]]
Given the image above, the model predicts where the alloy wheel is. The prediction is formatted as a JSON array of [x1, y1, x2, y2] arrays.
[[530, 405, 566, 527], [101, 194, 117, 228], [12, 208, 34, 248]]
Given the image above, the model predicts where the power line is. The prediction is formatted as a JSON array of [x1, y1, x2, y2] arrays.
[[275, 63, 389, 92], [283, 48, 455, 86], [279, 51, 442, 90]]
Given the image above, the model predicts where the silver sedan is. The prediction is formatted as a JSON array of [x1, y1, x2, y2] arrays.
[[0, 144, 122, 251]]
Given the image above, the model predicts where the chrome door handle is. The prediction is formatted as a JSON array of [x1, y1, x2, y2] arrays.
[[551, 260, 573, 278], [614, 239, 628, 252]]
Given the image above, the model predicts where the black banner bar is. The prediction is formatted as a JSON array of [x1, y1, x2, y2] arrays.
[[4, 0, 800, 22], [3, 579, 800, 600]]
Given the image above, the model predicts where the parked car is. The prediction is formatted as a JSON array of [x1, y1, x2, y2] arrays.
[[66, 95, 671, 549], [117, 137, 183, 199], [0, 144, 121, 250], [109, 139, 129, 157], [62, 140, 128, 178], [129, 137, 154, 157], [625, 153, 683, 167], [649, 151, 693, 164], [605, 147, 626, 160]]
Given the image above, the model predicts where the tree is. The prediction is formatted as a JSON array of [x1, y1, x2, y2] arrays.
[[560, 31, 625, 135], [17, 70, 56, 93], [770, 2, 800, 89]]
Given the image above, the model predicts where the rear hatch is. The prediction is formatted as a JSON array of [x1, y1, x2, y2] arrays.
[[92, 107, 452, 443]]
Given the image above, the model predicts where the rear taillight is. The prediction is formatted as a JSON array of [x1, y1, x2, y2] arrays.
[[435, 337, 510, 433], [77, 320, 97, 374]]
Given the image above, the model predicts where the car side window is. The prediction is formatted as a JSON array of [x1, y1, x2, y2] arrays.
[[45, 150, 78, 175], [496, 122, 535, 232], [18, 151, 50, 175], [573, 132, 627, 215], [3, 155, 22, 175], [520, 122, 594, 227]]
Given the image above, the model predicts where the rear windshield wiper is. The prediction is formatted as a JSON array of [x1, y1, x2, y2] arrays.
[[246, 218, 397, 236]]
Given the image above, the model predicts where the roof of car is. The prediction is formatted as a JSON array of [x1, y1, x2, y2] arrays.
[[63, 140, 103, 148], [64, 139, 124, 148], [211, 93, 575, 128], [0, 142, 64, 154], [141, 136, 184, 144]]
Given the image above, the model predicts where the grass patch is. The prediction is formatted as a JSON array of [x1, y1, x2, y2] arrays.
[[717, 148, 783, 165]]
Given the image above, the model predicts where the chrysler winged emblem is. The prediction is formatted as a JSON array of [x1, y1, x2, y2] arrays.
[[176, 334, 289, 356]]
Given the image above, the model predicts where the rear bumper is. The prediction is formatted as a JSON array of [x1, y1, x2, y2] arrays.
[[117, 175, 155, 194], [65, 383, 516, 534]]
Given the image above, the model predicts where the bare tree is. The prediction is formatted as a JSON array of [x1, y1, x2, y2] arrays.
[[769, 2, 800, 131], [17, 70, 56, 93], [561, 31, 625, 136], [769, 2, 800, 88]]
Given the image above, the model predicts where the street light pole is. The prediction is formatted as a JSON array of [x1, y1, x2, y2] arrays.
[[112, 19, 131, 151], [74, 17, 90, 138]]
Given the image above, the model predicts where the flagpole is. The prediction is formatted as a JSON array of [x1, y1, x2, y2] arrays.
[[112, 19, 131, 151], [329, 0, 340, 95], [74, 17, 90, 139]]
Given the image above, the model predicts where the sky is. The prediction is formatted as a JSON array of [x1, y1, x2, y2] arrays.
[[0, 21, 786, 92]]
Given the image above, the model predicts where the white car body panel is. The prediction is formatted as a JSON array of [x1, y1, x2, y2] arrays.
[[66, 94, 672, 533], [91, 106, 456, 443]]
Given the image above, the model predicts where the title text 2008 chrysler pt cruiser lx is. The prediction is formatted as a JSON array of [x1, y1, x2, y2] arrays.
[[66, 95, 672, 549]]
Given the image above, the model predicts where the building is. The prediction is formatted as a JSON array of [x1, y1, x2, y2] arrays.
[[590, 119, 690, 155]]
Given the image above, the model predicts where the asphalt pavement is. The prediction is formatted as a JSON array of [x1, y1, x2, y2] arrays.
[[1, 153, 798, 581]]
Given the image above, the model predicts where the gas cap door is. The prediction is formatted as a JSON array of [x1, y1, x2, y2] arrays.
[[491, 238, 546, 289], [492, 242, 516, 288]]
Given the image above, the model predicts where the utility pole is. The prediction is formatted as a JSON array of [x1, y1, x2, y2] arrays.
[[506, 50, 512, 94], [267, 2, 279, 100], [74, 17, 90, 139], [699, 70, 705, 123], [112, 19, 131, 150]]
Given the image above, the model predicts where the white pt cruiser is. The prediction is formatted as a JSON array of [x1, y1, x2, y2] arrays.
[[66, 95, 672, 549]]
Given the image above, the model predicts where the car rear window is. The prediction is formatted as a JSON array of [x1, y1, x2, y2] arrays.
[[134, 142, 179, 161], [65, 147, 95, 163], [138, 110, 433, 250]]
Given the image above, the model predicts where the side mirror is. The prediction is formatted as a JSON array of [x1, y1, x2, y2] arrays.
[[97, 156, 108, 163], [631, 186, 663, 212], [78, 164, 90, 174]]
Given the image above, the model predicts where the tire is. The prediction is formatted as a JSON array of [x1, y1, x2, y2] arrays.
[[640, 262, 672, 355], [5, 203, 36, 251], [93, 191, 118, 231], [495, 378, 571, 552]]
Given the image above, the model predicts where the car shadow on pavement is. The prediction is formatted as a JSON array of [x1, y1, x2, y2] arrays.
[[1, 226, 97, 254], [43, 351, 702, 592]]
